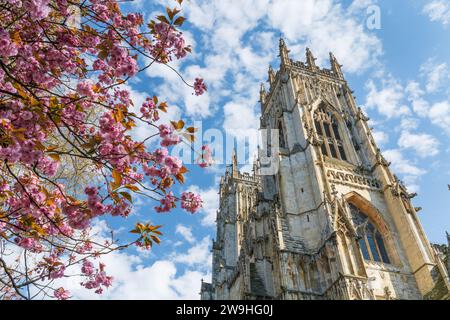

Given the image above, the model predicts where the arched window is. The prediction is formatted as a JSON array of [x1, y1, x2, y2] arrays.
[[349, 204, 390, 264], [313, 104, 347, 161]]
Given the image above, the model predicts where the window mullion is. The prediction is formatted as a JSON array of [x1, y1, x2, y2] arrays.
[[329, 121, 339, 160], [364, 234, 374, 262], [321, 122, 330, 157], [374, 231, 384, 263]]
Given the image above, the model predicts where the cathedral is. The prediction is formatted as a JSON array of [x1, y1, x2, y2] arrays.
[[200, 40, 450, 300]]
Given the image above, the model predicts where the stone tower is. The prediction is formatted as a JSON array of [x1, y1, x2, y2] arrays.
[[201, 40, 450, 300]]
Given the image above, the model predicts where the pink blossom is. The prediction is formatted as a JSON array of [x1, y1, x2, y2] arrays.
[[164, 156, 182, 175], [77, 80, 97, 99], [152, 22, 189, 61], [155, 192, 176, 213], [153, 148, 168, 163], [54, 287, 71, 300], [140, 98, 157, 120], [159, 124, 181, 147], [0, 0, 204, 298], [49, 265, 66, 279], [24, 0, 51, 20], [81, 260, 94, 276], [0, 29, 18, 57], [81, 262, 114, 293], [79, 241, 93, 253], [193, 78, 207, 96], [197, 145, 213, 168], [181, 192, 202, 214], [14, 237, 43, 252]]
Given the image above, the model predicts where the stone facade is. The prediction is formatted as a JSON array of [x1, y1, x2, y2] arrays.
[[200, 40, 450, 300]]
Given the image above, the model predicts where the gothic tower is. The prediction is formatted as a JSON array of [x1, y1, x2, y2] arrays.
[[201, 40, 450, 300]]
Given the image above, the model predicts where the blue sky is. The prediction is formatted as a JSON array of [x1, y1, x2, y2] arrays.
[[63, 0, 450, 299]]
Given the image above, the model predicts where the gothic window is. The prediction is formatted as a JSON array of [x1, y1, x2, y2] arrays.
[[314, 104, 348, 161], [349, 204, 390, 264]]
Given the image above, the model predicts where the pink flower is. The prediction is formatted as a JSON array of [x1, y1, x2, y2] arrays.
[[49, 265, 66, 279], [143, 164, 160, 177], [193, 78, 207, 96], [79, 241, 93, 253], [14, 237, 43, 252], [0, 29, 18, 57], [77, 80, 97, 99], [140, 98, 156, 119], [81, 260, 94, 276], [164, 156, 182, 175], [159, 124, 173, 138], [159, 124, 180, 147], [155, 192, 176, 213], [54, 287, 71, 300], [153, 148, 168, 163], [151, 22, 189, 61], [24, 0, 51, 20], [181, 192, 202, 214], [197, 145, 213, 168], [85, 186, 98, 196]]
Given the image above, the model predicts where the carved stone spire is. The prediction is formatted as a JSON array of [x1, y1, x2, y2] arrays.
[[330, 52, 344, 79], [252, 155, 258, 177], [259, 83, 266, 106], [232, 148, 238, 177], [306, 47, 317, 70], [279, 37, 290, 66], [268, 65, 276, 85]]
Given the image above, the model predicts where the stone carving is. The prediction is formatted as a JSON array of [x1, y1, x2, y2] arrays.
[[326, 169, 381, 190]]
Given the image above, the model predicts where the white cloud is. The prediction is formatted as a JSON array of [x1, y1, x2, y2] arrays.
[[177, 0, 383, 122], [365, 78, 410, 118], [64, 257, 209, 300], [400, 117, 420, 131], [405, 81, 430, 116], [398, 131, 440, 157], [121, 83, 181, 143], [175, 224, 195, 244], [429, 101, 450, 135], [383, 149, 426, 176], [404, 79, 450, 136], [266, 0, 382, 73], [420, 59, 449, 93], [372, 130, 389, 146], [383, 149, 426, 192], [171, 236, 212, 268], [348, 0, 378, 13], [145, 61, 212, 119], [188, 185, 219, 227], [423, 0, 450, 25], [223, 100, 260, 139]]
